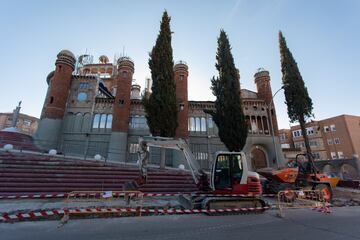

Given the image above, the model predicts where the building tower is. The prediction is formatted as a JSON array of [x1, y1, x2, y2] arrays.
[[254, 69, 279, 136], [107, 57, 134, 162], [34, 50, 76, 150], [174, 61, 189, 139]]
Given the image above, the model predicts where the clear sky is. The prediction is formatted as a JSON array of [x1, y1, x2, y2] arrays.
[[0, 0, 359, 129]]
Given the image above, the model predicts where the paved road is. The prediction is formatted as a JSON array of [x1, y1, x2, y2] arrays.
[[1, 207, 360, 240]]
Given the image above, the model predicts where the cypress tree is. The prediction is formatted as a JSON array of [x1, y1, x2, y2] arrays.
[[206, 30, 248, 152], [143, 11, 178, 137], [279, 31, 314, 157]]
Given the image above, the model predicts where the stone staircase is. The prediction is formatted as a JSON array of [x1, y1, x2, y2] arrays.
[[0, 152, 198, 195], [0, 131, 40, 152]]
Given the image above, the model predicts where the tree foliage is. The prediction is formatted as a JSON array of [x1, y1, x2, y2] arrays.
[[206, 30, 248, 152], [143, 11, 178, 137], [279, 31, 313, 155]]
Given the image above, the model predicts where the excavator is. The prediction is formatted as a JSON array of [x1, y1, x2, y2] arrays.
[[125, 136, 267, 212]]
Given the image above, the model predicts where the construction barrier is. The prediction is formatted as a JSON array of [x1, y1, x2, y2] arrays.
[[0, 192, 276, 200], [1, 205, 271, 223], [65, 191, 143, 203], [277, 189, 330, 217]]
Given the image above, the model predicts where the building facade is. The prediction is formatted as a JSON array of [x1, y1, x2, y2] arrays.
[[0, 113, 39, 135], [34, 50, 285, 171], [279, 115, 360, 161]]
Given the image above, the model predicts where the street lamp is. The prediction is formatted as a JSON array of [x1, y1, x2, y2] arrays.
[[267, 84, 288, 168]]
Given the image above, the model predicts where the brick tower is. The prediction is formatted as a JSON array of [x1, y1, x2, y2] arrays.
[[174, 61, 189, 139], [254, 69, 279, 136], [34, 50, 76, 150], [107, 57, 134, 162]]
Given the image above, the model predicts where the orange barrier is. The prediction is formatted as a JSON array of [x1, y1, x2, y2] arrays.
[[277, 189, 329, 217]]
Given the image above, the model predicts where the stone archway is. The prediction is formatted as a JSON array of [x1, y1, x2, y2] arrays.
[[250, 146, 268, 170], [339, 164, 358, 180]]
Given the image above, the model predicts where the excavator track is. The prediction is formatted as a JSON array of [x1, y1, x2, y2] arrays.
[[201, 196, 268, 215]]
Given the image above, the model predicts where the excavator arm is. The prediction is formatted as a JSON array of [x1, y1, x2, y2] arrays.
[[137, 136, 208, 187]]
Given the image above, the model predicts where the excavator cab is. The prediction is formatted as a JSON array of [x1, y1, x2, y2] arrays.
[[210, 152, 262, 195]]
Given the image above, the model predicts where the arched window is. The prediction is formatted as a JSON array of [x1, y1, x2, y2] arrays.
[[92, 114, 100, 129], [106, 114, 112, 129], [65, 112, 74, 132], [82, 113, 91, 132], [189, 117, 195, 131], [73, 113, 83, 132], [201, 117, 206, 132], [207, 117, 213, 129], [195, 118, 201, 132], [99, 114, 107, 128]]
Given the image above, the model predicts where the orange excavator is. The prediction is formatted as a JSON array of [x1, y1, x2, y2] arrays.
[[258, 153, 333, 201]]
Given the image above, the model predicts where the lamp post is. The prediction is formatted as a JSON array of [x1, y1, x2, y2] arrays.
[[267, 85, 287, 168]]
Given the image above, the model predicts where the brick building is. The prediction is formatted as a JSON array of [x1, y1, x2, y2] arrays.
[[279, 115, 360, 161], [0, 112, 39, 135], [34, 50, 285, 170]]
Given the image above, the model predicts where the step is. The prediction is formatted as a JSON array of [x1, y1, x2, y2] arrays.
[[139, 188, 198, 193], [0, 177, 136, 184], [0, 172, 193, 181], [0, 168, 140, 176], [0, 172, 139, 180], [141, 183, 197, 188], [0, 182, 126, 188]]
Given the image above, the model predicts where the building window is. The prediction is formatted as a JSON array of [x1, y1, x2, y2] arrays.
[[330, 124, 336, 132], [129, 143, 139, 154], [201, 118, 206, 132], [313, 152, 320, 160], [292, 130, 302, 138], [92, 114, 112, 129], [334, 138, 340, 145], [338, 151, 344, 159], [79, 83, 89, 89], [49, 96, 54, 104], [324, 126, 330, 132], [195, 152, 208, 160], [207, 117, 213, 129], [112, 87, 117, 96], [106, 114, 112, 129], [295, 142, 305, 148], [279, 133, 287, 141], [122, 71, 128, 78], [129, 115, 148, 129], [189, 117, 195, 131], [23, 120, 31, 127], [327, 139, 333, 145], [99, 114, 107, 128], [195, 118, 201, 132], [331, 152, 337, 159], [180, 75, 184, 81], [77, 92, 87, 102], [306, 127, 315, 135], [281, 144, 290, 149], [92, 114, 100, 129], [310, 140, 319, 147], [189, 117, 208, 133]]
